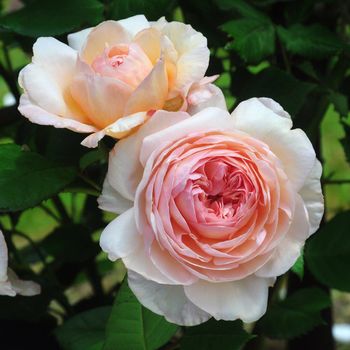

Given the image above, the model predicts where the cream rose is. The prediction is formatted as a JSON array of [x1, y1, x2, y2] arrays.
[[0, 230, 41, 296], [98, 98, 323, 326], [18, 15, 225, 147]]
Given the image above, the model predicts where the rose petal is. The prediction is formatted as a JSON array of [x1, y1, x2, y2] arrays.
[[128, 271, 210, 326], [158, 21, 209, 94], [68, 27, 92, 51], [118, 14, 150, 36], [98, 178, 133, 214], [255, 195, 309, 278], [184, 276, 273, 322], [107, 110, 189, 201], [81, 21, 131, 64], [18, 37, 85, 120], [187, 83, 227, 114], [100, 208, 141, 261], [0, 231, 8, 282], [70, 74, 133, 129], [232, 98, 316, 190], [124, 58, 168, 116], [299, 159, 324, 235], [18, 94, 96, 133]]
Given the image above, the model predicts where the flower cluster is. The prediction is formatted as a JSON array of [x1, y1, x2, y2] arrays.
[[17, 15, 323, 325]]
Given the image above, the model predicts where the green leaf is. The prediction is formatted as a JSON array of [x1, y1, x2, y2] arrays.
[[329, 91, 349, 118], [221, 18, 275, 63], [305, 211, 350, 292], [216, 0, 268, 21], [259, 288, 330, 339], [0, 0, 103, 37], [340, 121, 350, 164], [55, 307, 111, 350], [277, 24, 344, 59], [291, 253, 304, 279], [110, 0, 177, 21], [104, 280, 178, 350], [231, 67, 315, 115], [41, 224, 99, 264], [0, 144, 76, 212], [181, 319, 253, 350]]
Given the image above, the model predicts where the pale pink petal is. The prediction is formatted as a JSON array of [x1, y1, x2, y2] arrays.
[[118, 15, 150, 36], [184, 276, 273, 323], [299, 159, 324, 235], [140, 107, 233, 165], [81, 130, 106, 148], [107, 110, 190, 201], [81, 21, 131, 64], [232, 98, 316, 191], [99, 208, 141, 261], [158, 21, 209, 94], [255, 195, 309, 278], [128, 271, 210, 326], [187, 83, 227, 115], [18, 94, 96, 133], [124, 59, 168, 116], [68, 27, 93, 51], [98, 178, 133, 214]]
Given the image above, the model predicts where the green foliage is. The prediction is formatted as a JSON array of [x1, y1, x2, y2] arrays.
[[277, 24, 345, 59], [41, 224, 99, 264], [104, 280, 178, 350], [110, 0, 177, 21], [181, 319, 253, 350], [231, 67, 315, 115], [0, 144, 76, 211], [0, 0, 104, 37], [305, 211, 350, 292], [221, 18, 275, 64], [55, 307, 111, 350], [259, 288, 330, 339]]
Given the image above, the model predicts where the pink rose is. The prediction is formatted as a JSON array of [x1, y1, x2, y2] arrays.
[[18, 15, 225, 147], [99, 98, 323, 325], [0, 230, 41, 296]]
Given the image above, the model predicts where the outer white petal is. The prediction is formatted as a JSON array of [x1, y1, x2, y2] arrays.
[[299, 159, 324, 235], [255, 195, 309, 278], [6, 269, 41, 296], [0, 231, 41, 297], [100, 208, 141, 261], [98, 178, 133, 214], [187, 83, 227, 115], [232, 98, 316, 191], [18, 95, 96, 134], [159, 21, 209, 94], [107, 110, 190, 201], [99, 209, 178, 284], [258, 97, 291, 119], [19, 37, 78, 116], [118, 15, 150, 36], [0, 230, 8, 282], [128, 271, 211, 326], [184, 276, 273, 323], [68, 27, 93, 51]]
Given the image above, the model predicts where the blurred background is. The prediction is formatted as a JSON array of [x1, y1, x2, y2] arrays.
[[0, 0, 349, 349]]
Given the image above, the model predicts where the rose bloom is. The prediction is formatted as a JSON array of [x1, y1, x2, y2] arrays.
[[18, 15, 224, 147], [0, 230, 41, 296], [98, 98, 324, 325]]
